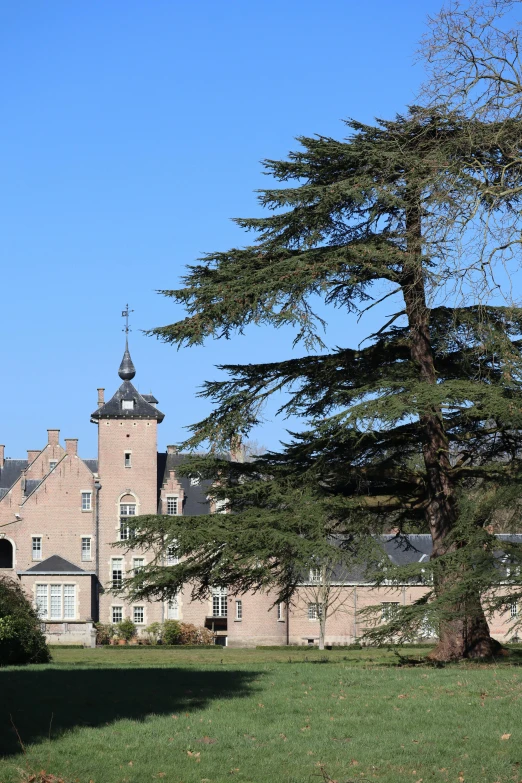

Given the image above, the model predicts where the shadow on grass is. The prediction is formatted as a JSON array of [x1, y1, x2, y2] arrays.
[[0, 667, 258, 757]]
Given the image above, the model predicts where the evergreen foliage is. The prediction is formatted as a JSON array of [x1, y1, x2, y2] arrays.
[[127, 109, 522, 660], [0, 576, 50, 666]]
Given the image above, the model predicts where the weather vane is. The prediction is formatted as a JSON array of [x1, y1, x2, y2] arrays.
[[122, 304, 134, 336]]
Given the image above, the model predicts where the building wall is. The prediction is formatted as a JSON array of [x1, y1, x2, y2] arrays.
[[97, 417, 164, 627]]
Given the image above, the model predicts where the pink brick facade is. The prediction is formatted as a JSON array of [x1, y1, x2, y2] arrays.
[[0, 345, 520, 647]]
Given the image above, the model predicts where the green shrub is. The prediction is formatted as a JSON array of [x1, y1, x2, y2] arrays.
[[145, 621, 162, 644], [162, 620, 181, 645], [95, 622, 115, 645], [0, 576, 50, 666], [116, 618, 137, 642]]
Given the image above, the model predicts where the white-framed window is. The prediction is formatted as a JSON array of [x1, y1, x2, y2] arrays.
[[112, 558, 123, 589], [133, 557, 144, 588], [166, 496, 178, 515], [511, 602, 518, 618], [308, 603, 322, 620], [166, 543, 178, 565], [381, 602, 400, 622], [309, 567, 321, 583], [49, 461, 57, 472], [277, 603, 284, 621], [215, 499, 227, 514], [63, 585, 75, 619], [124, 452, 132, 468], [212, 587, 227, 617], [120, 503, 136, 540], [112, 606, 123, 623], [122, 400, 134, 411], [36, 584, 76, 620], [190, 476, 200, 486], [36, 584, 48, 618], [81, 537, 92, 561], [32, 536, 42, 561], [167, 597, 179, 619], [235, 600, 242, 620], [133, 606, 144, 624], [81, 492, 92, 511]]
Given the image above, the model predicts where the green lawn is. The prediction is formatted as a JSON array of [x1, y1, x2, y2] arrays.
[[2, 645, 522, 783]]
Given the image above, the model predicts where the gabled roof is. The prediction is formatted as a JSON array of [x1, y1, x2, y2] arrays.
[[157, 451, 212, 515], [0, 459, 29, 490], [91, 380, 164, 422], [19, 555, 92, 575]]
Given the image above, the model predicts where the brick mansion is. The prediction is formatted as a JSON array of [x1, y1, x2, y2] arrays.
[[0, 340, 519, 647]]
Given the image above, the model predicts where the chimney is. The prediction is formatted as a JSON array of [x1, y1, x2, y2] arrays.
[[230, 434, 244, 463], [65, 438, 78, 457], [0, 445, 4, 470], [97, 388, 105, 407], [167, 445, 178, 455], [47, 429, 60, 446], [27, 450, 40, 464]]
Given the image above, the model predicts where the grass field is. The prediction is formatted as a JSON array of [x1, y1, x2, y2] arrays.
[[2, 645, 522, 783]]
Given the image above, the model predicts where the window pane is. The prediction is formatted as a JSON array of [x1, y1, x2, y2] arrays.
[[166, 497, 178, 515], [63, 585, 75, 619], [32, 537, 42, 560], [212, 588, 227, 617], [112, 606, 123, 623], [167, 598, 178, 619], [133, 606, 144, 624], [50, 585, 62, 619], [235, 600, 242, 620], [166, 544, 178, 565], [112, 559, 123, 589], [81, 492, 92, 511], [381, 602, 399, 622], [81, 537, 91, 561], [36, 585, 48, 618]]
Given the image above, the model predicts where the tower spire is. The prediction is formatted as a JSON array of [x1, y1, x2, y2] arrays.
[[118, 305, 136, 380]]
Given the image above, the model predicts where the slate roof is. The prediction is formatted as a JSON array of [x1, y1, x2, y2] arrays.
[[91, 380, 164, 422], [157, 452, 212, 515], [0, 459, 29, 490], [24, 479, 40, 496], [83, 459, 98, 474], [20, 555, 90, 574], [142, 394, 158, 404]]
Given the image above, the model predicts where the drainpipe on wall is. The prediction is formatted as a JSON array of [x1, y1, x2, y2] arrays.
[[94, 479, 102, 621]]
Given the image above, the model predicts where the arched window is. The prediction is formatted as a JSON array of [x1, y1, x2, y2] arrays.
[[0, 539, 13, 569], [119, 493, 137, 541]]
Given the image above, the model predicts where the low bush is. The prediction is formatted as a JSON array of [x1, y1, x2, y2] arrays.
[[0, 576, 50, 666], [116, 618, 137, 643], [95, 622, 115, 645], [178, 622, 214, 645], [162, 619, 181, 645], [145, 621, 162, 644]]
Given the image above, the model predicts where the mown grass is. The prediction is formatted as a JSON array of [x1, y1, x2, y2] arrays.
[[2, 645, 522, 783]]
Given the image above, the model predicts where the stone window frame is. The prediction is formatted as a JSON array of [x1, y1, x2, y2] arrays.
[[81, 491, 92, 512], [277, 603, 285, 622], [31, 535, 43, 561], [111, 605, 123, 624], [308, 603, 323, 621], [133, 605, 145, 625], [81, 535, 92, 562], [235, 599, 243, 621], [124, 451, 132, 468], [117, 491, 139, 542], [166, 495, 179, 516], [34, 582, 77, 621], [111, 557, 124, 589], [166, 596, 179, 619]]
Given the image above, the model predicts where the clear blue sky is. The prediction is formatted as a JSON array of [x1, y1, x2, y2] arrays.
[[0, 0, 442, 458]]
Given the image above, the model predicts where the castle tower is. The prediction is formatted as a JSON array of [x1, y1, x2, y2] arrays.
[[91, 324, 164, 626]]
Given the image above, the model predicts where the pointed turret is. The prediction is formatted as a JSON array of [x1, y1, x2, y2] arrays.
[[118, 341, 136, 380]]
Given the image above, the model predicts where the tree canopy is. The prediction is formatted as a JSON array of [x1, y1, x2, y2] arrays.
[[120, 105, 522, 660]]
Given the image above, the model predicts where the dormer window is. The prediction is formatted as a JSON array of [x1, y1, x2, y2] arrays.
[[122, 400, 134, 411]]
